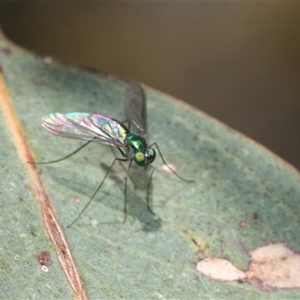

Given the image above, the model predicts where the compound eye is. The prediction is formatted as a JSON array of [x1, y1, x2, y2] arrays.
[[134, 152, 145, 167], [146, 148, 156, 164]]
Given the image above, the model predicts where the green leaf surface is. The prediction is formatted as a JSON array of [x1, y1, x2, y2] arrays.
[[1, 31, 300, 299]]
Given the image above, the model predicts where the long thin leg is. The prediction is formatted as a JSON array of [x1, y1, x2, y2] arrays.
[[146, 165, 156, 215], [123, 159, 133, 222], [67, 157, 128, 228], [32, 139, 94, 164], [149, 142, 194, 183]]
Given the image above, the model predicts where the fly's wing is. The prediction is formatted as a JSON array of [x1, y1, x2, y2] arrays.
[[41, 112, 128, 148], [124, 81, 147, 137]]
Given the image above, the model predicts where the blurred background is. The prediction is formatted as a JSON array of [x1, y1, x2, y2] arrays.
[[0, 3, 299, 169]]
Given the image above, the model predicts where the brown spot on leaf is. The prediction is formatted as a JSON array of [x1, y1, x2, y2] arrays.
[[239, 221, 247, 229], [37, 251, 52, 267], [183, 229, 208, 253], [24, 183, 32, 190]]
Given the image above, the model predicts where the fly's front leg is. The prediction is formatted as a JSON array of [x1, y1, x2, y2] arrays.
[[149, 142, 194, 183], [146, 165, 156, 215], [67, 157, 128, 228], [123, 159, 133, 222]]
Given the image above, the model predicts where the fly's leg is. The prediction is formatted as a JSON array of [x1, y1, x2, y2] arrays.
[[123, 159, 133, 223], [67, 157, 128, 228], [30, 139, 94, 164], [146, 165, 156, 215], [110, 146, 137, 188], [149, 142, 195, 183], [122, 160, 155, 219]]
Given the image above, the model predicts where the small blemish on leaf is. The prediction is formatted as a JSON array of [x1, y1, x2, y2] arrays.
[[41, 265, 49, 272], [183, 229, 208, 253], [30, 226, 38, 236], [23, 183, 32, 191], [37, 251, 52, 267], [91, 219, 98, 227], [239, 221, 247, 229]]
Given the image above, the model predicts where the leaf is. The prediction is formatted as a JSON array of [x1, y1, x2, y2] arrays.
[[1, 30, 300, 299]]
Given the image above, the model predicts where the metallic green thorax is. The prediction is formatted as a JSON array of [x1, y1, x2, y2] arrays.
[[126, 133, 156, 167], [126, 133, 147, 152]]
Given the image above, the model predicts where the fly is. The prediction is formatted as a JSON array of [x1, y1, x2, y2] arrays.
[[39, 81, 193, 227]]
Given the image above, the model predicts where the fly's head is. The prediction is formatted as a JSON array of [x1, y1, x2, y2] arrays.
[[134, 147, 156, 168]]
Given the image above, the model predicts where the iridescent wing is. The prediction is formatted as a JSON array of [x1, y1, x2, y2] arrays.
[[124, 81, 147, 138], [41, 112, 128, 147]]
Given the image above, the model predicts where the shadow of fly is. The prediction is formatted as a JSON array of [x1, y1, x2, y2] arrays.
[[38, 80, 194, 227]]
